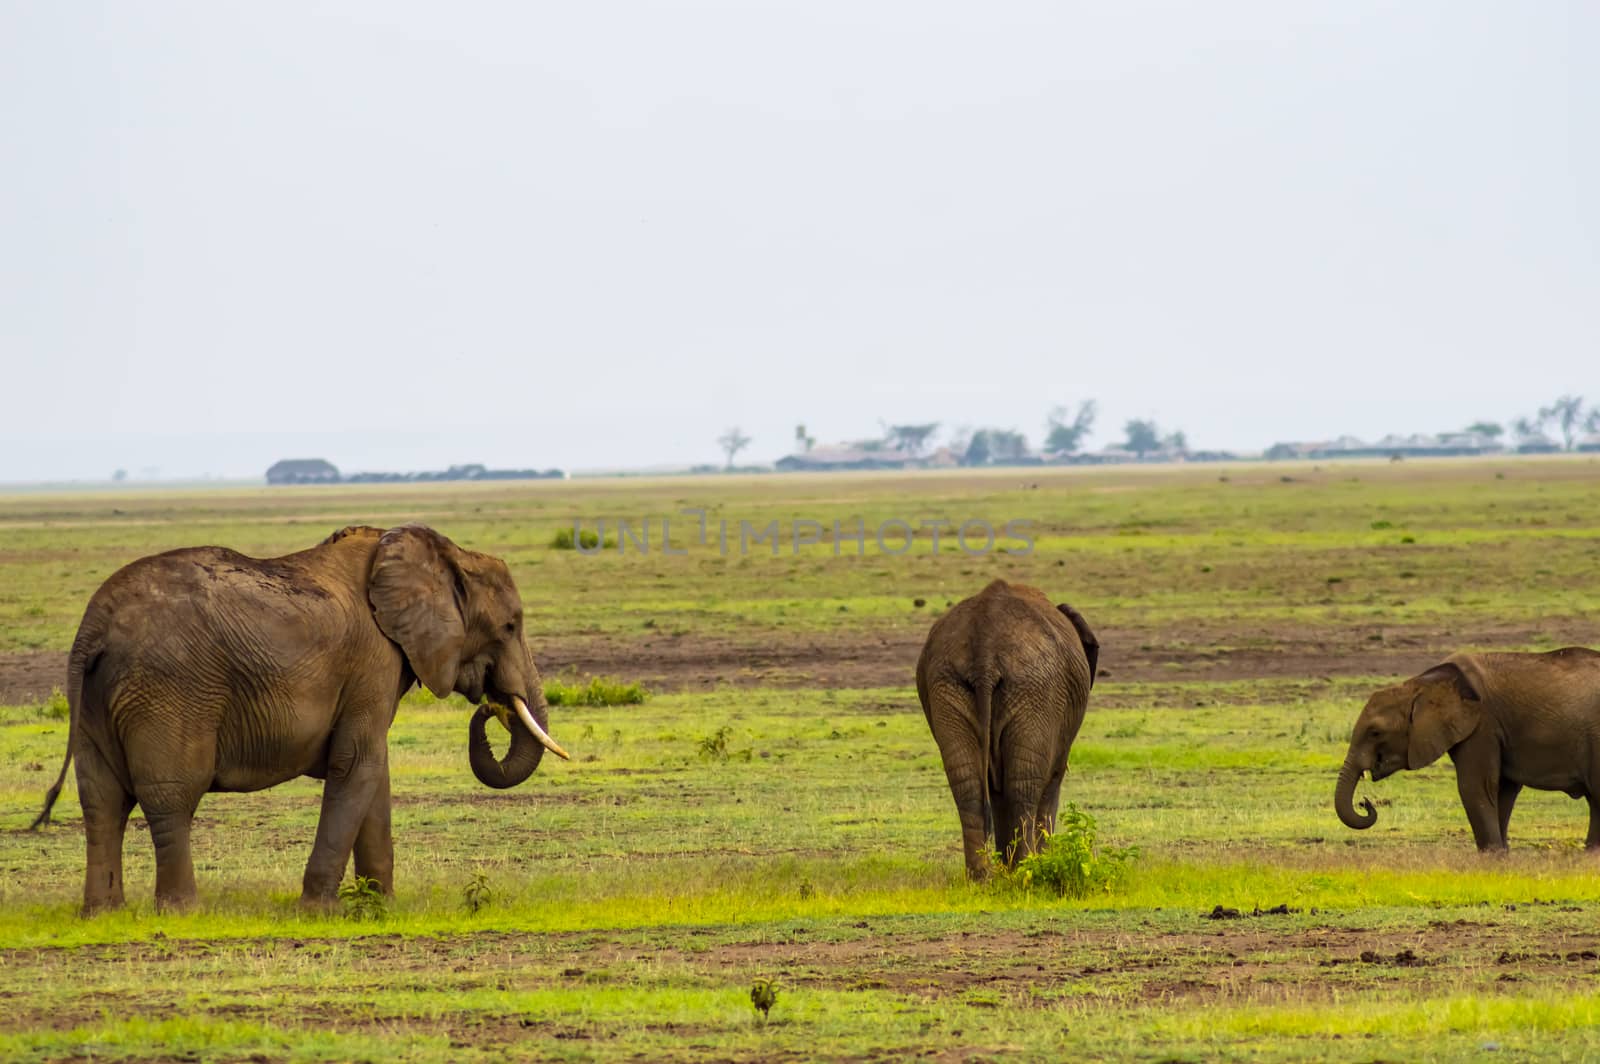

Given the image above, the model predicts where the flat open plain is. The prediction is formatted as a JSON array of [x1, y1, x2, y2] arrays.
[[4, 458, 1600, 1061]]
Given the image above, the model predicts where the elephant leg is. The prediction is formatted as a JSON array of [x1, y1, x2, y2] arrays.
[[76, 739, 135, 915], [927, 683, 991, 881], [990, 787, 1017, 866], [125, 717, 215, 911], [352, 767, 394, 896], [1586, 796, 1600, 850], [1001, 767, 1051, 866], [1002, 791, 1045, 865], [1496, 778, 1522, 845], [139, 784, 205, 911], [301, 729, 387, 906], [1453, 744, 1504, 852], [1035, 760, 1068, 841]]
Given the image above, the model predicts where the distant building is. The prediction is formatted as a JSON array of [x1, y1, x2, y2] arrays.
[[775, 443, 916, 472], [1050, 443, 1205, 465], [1265, 441, 1326, 461], [1266, 433, 1502, 461], [1577, 434, 1600, 454], [270, 458, 565, 485], [266, 458, 340, 484], [1515, 432, 1561, 454]]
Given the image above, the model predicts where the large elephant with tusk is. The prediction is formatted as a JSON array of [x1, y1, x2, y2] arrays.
[[30, 523, 568, 913]]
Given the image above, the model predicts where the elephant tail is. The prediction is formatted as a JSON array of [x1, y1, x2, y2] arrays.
[[29, 636, 95, 830]]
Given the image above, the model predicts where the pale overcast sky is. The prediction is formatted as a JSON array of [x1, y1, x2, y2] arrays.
[[1, 2, 1594, 481]]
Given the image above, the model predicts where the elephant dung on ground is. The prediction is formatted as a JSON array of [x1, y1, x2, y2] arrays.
[[1335, 647, 1600, 851], [30, 523, 570, 913], [916, 579, 1100, 880]]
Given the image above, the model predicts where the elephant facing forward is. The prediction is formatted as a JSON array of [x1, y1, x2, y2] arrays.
[[31, 524, 569, 913], [917, 579, 1100, 880], [1336, 647, 1600, 851]]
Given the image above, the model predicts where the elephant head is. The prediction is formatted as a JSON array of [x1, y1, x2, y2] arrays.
[[367, 524, 568, 789], [1335, 660, 1482, 830]]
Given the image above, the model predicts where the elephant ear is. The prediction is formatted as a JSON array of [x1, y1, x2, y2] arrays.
[[368, 525, 466, 698], [1056, 603, 1100, 687], [1406, 661, 1481, 769]]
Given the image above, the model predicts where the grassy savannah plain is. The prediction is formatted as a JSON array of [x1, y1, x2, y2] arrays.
[[3, 457, 1600, 1061]]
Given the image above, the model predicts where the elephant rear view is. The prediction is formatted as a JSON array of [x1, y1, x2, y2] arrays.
[[917, 579, 1100, 880]]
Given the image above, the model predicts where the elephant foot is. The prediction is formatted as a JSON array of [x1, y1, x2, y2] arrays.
[[154, 891, 197, 914], [79, 897, 125, 918], [297, 891, 340, 914]]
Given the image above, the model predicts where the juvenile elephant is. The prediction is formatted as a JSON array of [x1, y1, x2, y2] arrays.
[[917, 579, 1100, 880], [31, 524, 569, 913], [1335, 647, 1600, 851]]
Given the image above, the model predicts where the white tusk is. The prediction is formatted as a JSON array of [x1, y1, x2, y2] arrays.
[[513, 696, 570, 761]]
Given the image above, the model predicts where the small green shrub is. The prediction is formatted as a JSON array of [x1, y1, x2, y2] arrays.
[[462, 871, 492, 915], [544, 677, 648, 706], [338, 876, 388, 922], [35, 687, 69, 721], [549, 528, 613, 550], [1001, 805, 1138, 899], [698, 726, 732, 760]]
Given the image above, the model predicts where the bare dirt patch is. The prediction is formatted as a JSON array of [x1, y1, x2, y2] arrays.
[[0, 651, 66, 705], [536, 618, 1592, 693], [2, 618, 1587, 705], [9, 913, 1599, 1014]]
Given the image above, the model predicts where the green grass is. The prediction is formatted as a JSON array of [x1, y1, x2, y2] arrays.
[[3, 457, 1600, 652], [543, 676, 649, 706], [4, 459, 1600, 1060]]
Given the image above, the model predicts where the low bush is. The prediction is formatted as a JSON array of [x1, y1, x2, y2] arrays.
[[543, 677, 648, 706], [999, 804, 1139, 899], [462, 871, 492, 915], [35, 688, 69, 721], [338, 875, 388, 922], [549, 528, 613, 550]]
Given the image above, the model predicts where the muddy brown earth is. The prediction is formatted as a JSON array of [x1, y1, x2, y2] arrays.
[[5, 913, 1598, 1031], [2, 619, 1584, 704]]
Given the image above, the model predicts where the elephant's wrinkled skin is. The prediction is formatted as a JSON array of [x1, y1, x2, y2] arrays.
[[1335, 647, 1600, 851], [916, 579, 1099, 880], [30, 524, 568, 913]]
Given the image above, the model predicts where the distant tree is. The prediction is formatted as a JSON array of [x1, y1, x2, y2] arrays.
[[1511, 416, 1539, 440], [112, 469, 127, 482], [1044, 400, 1097, 454], [989, 429, 1028, 460], [718, 427, 752, 469], [1163, 430, 1188, 455], [1538, 395, 1587, 450], [1464, 421, 1504, 440], [1587, 409, 1600, 434], [963, 428, 1029, 466], [794, 424, 814, 452], [885, 422, 940, 456], [1122, 419, 1161, 457]]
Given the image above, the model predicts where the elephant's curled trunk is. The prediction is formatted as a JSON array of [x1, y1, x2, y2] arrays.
[[468, 701, 548, 789], [1334, 754, 1377, 830]]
